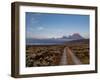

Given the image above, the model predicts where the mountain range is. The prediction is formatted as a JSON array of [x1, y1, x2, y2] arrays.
[[30, 33, 84, 40], [26, 33, 86, 45], [61, 33, 84, 40]]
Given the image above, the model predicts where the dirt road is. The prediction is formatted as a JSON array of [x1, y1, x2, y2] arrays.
[[60, 47, 82, 65], [59, 47, 67, 65]]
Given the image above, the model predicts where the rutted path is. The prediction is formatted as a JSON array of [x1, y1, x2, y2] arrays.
[[66, 47, 82, 65], [60, 47, 82, 65], [59, 47, 67, 65]]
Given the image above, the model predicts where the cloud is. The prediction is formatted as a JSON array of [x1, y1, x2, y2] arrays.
[[31, 17, 39, 24], [37, 27, 44, 30]]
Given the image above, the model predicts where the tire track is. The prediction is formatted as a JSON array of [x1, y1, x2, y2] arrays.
[[59, 47, 67, 65], [66, 47, 82, 65], [59, 47, 82, 65]]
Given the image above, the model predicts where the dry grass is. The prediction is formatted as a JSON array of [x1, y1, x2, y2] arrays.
[[26, 45, 65, 67], [69, 44, 89, 64], [26, 39, 90, 67]]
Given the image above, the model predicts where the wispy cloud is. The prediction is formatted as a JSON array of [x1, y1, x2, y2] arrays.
[[37, 27, 44, 30], [31, 17, 39, 24]]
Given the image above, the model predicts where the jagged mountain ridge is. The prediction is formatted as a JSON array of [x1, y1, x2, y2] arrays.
[[26, 33, 86, 45], [61, 33, 84, 40]]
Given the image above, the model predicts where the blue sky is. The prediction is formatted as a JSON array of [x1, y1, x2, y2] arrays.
[[26, 12, 89, 39]]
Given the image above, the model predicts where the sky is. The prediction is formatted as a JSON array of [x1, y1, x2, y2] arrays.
[[26, 12, 89, 39]]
